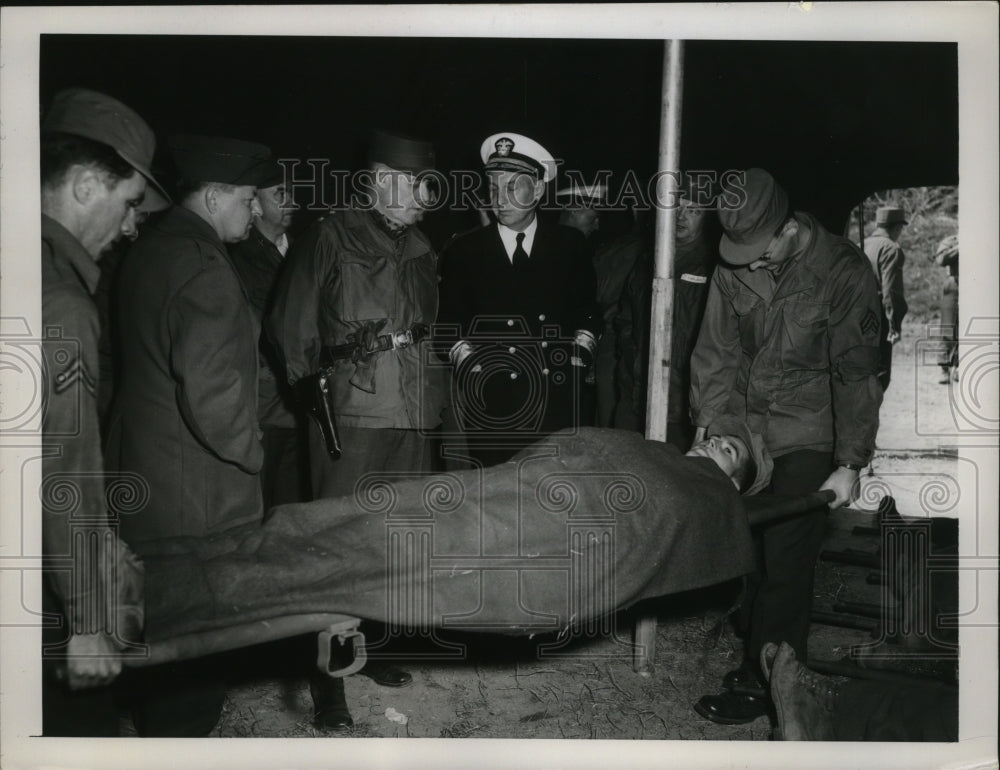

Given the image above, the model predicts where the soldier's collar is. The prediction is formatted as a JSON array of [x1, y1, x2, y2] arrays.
[[41, 214, 101, 295], [368, 208, 409, 241]]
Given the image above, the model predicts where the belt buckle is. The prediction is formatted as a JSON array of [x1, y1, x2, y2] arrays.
[[391, 329, 413, 350]]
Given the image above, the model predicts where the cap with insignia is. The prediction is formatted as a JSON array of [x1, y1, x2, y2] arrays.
[[481, 132, 558, 183], [42, 88, 171, 211], [875, 206, 908, 226], [170, 135, 275, 187], [369, 130, 436, 175]]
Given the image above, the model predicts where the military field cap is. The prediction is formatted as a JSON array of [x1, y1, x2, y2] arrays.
[[705, 415, 773, 496], [481, 132, 558, 184], [170, 134, 274, 187], [256, 158, 288, 190], [555, 183, 607, 206], [368, 130, 435, 175], [718, 168, 790, 265], [875, 206, 908, 226], [42, 88, 171, 211]]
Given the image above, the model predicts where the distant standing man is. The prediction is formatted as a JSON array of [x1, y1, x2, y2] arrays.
[[438, 133, 599, 466], [39, 88, 166, 734], [229, 167, 306, 510], [690, 168, 883, 726], [863, 206, 909, 390], [933, 234, 959, 384]]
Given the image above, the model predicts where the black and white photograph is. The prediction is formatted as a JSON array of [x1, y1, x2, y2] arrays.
[[0, 4, 997, 769]]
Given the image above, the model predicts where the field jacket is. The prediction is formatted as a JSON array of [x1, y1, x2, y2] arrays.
[[690, 212, 882, 466]]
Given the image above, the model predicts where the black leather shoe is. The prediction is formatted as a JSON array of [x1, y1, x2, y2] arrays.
[[722, 666, 767, 697], [694, 691, 771, 725], [310, 675, 354, 733], [358, 661, 413, 688]]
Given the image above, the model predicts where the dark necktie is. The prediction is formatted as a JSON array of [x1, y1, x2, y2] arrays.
[[512, 232, 529, 268]]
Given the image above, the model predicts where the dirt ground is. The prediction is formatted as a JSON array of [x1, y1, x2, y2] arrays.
[[119, 321, 960, 740]]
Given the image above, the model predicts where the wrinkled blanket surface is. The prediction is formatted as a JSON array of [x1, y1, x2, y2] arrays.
[[140, 428, 755, 642]]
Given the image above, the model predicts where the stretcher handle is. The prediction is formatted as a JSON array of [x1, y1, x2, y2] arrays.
[[317, 625, 367, 678], [743, 489, 837, 527]]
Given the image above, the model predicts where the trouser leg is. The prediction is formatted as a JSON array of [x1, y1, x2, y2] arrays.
[[594, 332, 616, 428], [126, 659, 226, 737], [261, 425, 306, 514], [745, 450, 834, 675], [309, 425, 433, 500], [877, 335, 893, 392]]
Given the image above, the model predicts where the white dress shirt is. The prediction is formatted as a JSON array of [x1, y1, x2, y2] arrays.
[[497, 216, 538, 263]]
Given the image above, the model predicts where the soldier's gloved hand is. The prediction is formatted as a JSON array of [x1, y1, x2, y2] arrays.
[[887, 329, 901, 345], [348, 319, 387, 393]]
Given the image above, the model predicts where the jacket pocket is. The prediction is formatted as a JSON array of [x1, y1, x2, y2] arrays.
[[782, 300, 830, 371], [338, 251, 397, 322], [732, 290, 762, 353]]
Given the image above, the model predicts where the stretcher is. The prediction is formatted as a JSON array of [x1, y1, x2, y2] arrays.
[[117, 488, 836, 681]]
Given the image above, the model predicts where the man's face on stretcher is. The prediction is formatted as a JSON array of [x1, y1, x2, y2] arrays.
[[685, 434, 751, 489]]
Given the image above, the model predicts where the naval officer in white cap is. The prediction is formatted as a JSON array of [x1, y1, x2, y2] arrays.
[[437, 132, 600, 467]]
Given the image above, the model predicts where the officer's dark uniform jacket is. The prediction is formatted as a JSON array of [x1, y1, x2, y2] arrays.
[[690, 212, 882, 467], [40, 215, 116, 633], [106, 206, 264, 546], [437, 218, 599, 435], [229, 225, 295, 429], [266, 207, 446, 430]]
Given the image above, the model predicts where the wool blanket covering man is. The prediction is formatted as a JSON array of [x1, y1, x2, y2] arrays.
[[138, 428, 756, 643]]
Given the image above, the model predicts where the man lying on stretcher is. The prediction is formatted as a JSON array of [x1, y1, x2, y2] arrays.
[[140, 416, 774, 644]]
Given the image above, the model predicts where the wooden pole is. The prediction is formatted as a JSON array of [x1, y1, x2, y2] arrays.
[[634, 39, 684, 676]]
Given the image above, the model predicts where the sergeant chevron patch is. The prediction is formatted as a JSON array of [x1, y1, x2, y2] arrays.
[[53, 357, 96, 396], [860, 309, 880, 337]]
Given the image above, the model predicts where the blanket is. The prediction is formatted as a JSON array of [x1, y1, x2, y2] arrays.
[[138, 428, 755, 643]]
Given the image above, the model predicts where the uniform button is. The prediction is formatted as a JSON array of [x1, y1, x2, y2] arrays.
[[541, 341, 548, 349], [508, 347, 516, 354], [538, 314, 546, 321], [507, 319, 515, 327], [542, 368, 550, 375], [510, 372, 518, 380]]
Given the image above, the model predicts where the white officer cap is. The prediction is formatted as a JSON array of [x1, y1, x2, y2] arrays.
[[481, 132, 558, 184]]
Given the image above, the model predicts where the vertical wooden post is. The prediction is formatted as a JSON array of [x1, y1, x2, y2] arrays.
[[634, 39, 685, 676]]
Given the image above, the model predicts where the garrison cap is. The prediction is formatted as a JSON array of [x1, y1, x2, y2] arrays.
[[42, 88, 171, 211], [481, 132, 558, 184], [170, 135, 274, 187], [369, 130, 435, 175], [705, 415, 773, 496], [875, 206, 908, 226], [718, 168, 790, 265]]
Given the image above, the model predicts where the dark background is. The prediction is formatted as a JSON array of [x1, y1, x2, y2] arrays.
[[41, 35, 958, 248]]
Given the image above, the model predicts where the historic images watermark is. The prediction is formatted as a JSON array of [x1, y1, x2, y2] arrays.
[[276, 164, 748, 215]]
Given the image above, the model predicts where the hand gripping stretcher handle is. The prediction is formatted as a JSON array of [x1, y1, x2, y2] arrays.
[[743, 488, 837, 527]]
